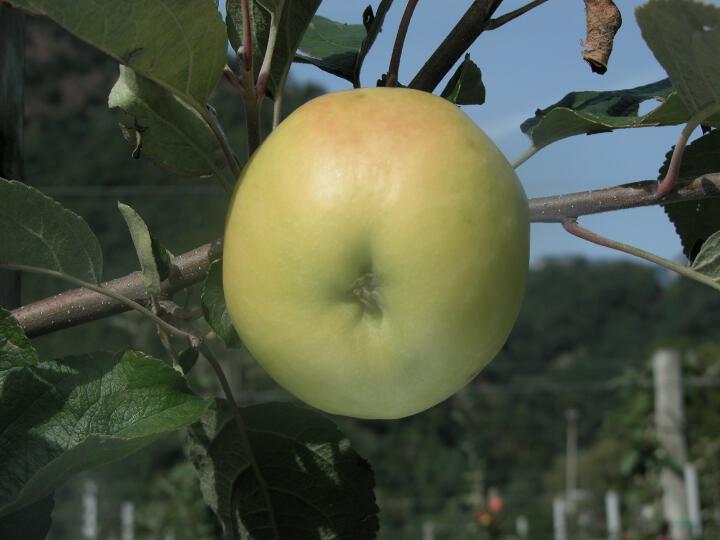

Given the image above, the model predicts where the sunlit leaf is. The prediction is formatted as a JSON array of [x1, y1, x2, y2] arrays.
[[118, 202, 172, 297], [295, 1, 393, 87], [691, 230, 720, 281], [109, 66, 232, 183], [521, 79, 720, 151], [5, 0, 226, 106], [0, 339, 210, 517], [636, 0, 720, 114]]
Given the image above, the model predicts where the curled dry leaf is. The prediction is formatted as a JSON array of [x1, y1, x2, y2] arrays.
[[582, 0, 622, 74]]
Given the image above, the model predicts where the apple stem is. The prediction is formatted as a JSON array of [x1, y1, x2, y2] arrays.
[[561, 218, 720, 293], [386, 0, 420, 87]]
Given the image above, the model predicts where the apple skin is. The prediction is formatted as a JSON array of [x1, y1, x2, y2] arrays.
[[223, 87, 529, 419]]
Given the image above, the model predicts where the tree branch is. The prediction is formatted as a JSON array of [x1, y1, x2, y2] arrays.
[[10, 173, 720, 337], [529, 173, 720, 223], [12, 239, 222, 337], [485, 0, 550, 30], [408, 0, 503, 92], [386, 0, 420, 88]]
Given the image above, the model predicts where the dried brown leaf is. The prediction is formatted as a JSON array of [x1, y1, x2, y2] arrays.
[[582, 0, 622, 74]]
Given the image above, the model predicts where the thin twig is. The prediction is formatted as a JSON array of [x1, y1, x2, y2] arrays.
[[409, 0, 503, 92], [486, 0, 550, 30], [386, 0, 420, 87], [656, 102, 720, 198], [199, 343, 280, 539], [562, 219, 720, 293], [1, 263, 200, 344]]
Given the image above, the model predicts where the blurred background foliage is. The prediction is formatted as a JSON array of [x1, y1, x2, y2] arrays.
[[21, 17, 720, 540]]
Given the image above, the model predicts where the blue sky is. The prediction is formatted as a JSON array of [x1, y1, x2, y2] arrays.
[[281, 1, 712, 263]]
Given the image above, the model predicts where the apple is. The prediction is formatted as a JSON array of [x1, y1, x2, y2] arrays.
[[223, 87, 529, 419]]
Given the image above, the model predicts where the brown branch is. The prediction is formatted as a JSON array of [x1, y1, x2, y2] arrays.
[[408, 0, 503, 92], [11, 240, 222, 338], [10, 173, 720, 338], [529, 173, 720, 223], [386, 0, 420, 87], [485, 0, 550, 30]]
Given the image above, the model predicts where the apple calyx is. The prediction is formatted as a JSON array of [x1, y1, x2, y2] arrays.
[[351, 271, 383, 316]]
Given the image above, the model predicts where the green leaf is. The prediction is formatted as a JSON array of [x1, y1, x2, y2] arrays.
[[188, 401, 379, 540], [296, 1, 394, 87], [660, 129, 720, 261], [636, 0, 720, 114], [691, 230, 720, 281], [0, 178, 103, 283], [520, 79, 720, 151], [151, 236, 173, 283], [118, 202, 172, 297], [201, 260, 241, 348], [0, 346, 210, 516], [5, 0, 226, 106], [295, 15, 367, 83], [440, 54, 485, 106], [109, 66, 232, 183], [227, 0, 321, 97], [0, 495, 54, 540], [0, 308, 37, 376]]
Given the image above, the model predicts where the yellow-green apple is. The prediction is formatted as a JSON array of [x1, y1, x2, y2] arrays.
[[223, 88, 529, 419]]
